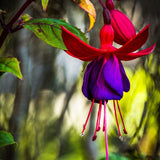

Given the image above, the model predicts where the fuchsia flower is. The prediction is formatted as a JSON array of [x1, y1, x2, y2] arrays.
[[61, 3, 155, 160], [106, 0, 136, 45]]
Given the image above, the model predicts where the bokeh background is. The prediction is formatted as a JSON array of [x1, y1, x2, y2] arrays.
[[0, 0, 160, 159]]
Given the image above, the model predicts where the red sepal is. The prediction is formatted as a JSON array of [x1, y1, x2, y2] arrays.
[[61, 26, 108, 61], [115, 24, 149, 54], [117, 43, 155, 61]]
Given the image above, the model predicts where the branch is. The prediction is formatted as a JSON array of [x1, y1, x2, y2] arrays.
[[0, 0, 35, 48]]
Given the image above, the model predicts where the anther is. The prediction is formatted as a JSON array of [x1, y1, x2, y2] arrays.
[[119, 136, 123, 141], [80, 133, 84, 137], [92, 135, 97, 141]]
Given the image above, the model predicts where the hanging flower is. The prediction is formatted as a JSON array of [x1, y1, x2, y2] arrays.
[[106, 0, 136, 45], [61, 23, 155, 159], [61, 4, 155, 160]]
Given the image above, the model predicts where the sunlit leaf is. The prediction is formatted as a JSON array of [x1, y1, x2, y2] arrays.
[[20, 14, 32, 23], [0, 131, 17, 149], [73, 0, 96, 31], [88, 13, 95, 31], [0, 9, 6, 14], [0, 57, 23, 80], [41, 0, 49, 11], [23, 18, 88, 49]]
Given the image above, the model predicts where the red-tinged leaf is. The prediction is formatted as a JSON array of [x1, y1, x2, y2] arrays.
[[74, 0, 96, 31], [41, 0, 49, 11], [23, 18, 88, 50]]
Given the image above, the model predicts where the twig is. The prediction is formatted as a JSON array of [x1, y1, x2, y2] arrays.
[[0, 0, 35, 48]]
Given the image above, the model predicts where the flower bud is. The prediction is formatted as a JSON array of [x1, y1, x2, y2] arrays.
[[106, 0, 136, 45]]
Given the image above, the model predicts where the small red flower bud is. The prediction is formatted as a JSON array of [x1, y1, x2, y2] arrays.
[[110, 9, 136, 45], [106, 0, 136, 45]]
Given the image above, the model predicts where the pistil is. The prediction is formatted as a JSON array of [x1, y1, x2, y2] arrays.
[[104, 100, 109, 160]]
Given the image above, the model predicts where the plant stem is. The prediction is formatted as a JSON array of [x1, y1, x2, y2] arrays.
[[0, 0, 35, 48], [99, 0, 106, 8]]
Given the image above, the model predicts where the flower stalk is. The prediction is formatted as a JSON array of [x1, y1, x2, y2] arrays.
[[99, 0, 106, 8]]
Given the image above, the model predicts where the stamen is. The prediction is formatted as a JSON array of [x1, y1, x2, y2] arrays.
[[104, 100, 109, 160], [116, 100, 127, 134], [81, 98, 95, 136], [92, 101, 102, 141], [103, 123, 105, 131], [96, 100, 102, 131], [113, 100, 121, 137]]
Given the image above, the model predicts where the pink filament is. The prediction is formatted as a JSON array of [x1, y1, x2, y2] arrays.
[[81, 98, 95, 135], [113, 100, 121, 137], [92, 100, 102, 141], [96, 100, 102, 131], [104, 100, 109, 160], [116, 100, 127, 134]]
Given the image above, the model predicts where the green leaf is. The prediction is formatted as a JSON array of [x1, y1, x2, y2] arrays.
[[99, 153, 130, 160], [0, 57, 23, 80], [23, 18, 88, 50], [41, 0, 49, 11], [0, 131, 17, 149]]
